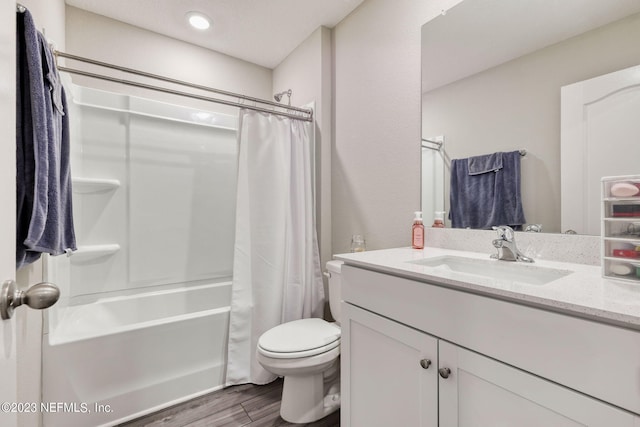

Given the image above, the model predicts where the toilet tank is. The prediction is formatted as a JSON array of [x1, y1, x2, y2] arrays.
[[326, 260, 343, 325]]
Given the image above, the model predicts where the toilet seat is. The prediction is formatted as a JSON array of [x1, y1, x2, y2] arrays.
[[258, 318, 341, 359]]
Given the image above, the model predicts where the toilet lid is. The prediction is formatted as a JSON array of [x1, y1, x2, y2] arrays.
[[258, 318, 341, 356]]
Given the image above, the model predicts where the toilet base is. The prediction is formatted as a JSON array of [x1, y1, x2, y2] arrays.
[[280, 358, 340, 423]]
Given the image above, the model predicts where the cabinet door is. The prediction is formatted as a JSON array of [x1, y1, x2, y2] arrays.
[[438, 341, 637, 427], [341, 303, 438, 427]]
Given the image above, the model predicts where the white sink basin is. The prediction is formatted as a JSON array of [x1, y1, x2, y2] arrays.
[[407, 255, 572, 286]]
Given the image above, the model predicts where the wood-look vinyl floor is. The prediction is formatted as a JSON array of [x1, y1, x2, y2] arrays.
[[118, 379, 340, 427]]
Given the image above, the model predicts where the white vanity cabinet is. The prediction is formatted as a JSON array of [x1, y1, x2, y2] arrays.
[[342, 303, 438, 426], [340, 264, 640, 427], [438, 341, 637, 427]]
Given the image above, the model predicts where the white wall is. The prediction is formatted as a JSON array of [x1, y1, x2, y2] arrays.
[[65, 7, 272, 113], [273, 27, 333, 288], [332, 0, 462, 253], [422, 12, 640, 233], [19, 0, 65, 50]]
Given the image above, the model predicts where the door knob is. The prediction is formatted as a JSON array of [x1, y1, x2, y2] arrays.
[[0, 280, 60, 320], [419, 359, 432, 369], [438, 367, 451, 379]]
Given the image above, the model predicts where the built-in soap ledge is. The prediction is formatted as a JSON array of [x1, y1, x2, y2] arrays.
[[72, 177, 121, 193], [69, 244, 120, 261]]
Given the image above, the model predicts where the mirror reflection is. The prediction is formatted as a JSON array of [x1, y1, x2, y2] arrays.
[[421, 0, 640, 234]]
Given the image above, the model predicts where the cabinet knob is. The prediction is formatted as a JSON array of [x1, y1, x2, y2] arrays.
[[419, 359, 431, 369], [438, 367, 451, 379]]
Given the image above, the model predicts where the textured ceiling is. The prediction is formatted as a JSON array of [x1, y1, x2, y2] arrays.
[[65, 0, 365, 69]]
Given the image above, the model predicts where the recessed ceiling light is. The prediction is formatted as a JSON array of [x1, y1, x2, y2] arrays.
[[186, 11, 211, 30]]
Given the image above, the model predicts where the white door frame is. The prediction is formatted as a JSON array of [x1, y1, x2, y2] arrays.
[[0, 1, 19, 426]]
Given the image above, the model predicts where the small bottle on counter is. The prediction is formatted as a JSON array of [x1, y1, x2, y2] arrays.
[[432, 211, 445, 228], [350, 234, 366, 253], [412, 211, 424, 249]]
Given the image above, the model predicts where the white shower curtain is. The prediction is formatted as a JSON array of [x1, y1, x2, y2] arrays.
[[226, 109, 325, 385]]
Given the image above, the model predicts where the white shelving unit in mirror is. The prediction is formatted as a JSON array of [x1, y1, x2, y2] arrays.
[[602, 175, 640, 283]]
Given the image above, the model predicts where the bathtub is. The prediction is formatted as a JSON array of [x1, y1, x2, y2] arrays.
[[42, 281, 231, 427]]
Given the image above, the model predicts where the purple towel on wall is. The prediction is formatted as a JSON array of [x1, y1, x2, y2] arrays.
[[16, 9, 76, 268], [468, 151, 502, 175], [449, 150, 526, 230]]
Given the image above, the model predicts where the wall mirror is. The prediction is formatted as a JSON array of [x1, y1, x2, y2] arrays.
[[421, 0, 640, 234]]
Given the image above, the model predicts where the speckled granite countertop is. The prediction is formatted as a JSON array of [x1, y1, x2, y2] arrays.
[[335, 247, 640, 331]]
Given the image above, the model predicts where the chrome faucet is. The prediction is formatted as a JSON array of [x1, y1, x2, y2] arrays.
[[524, 224, 542, 233], [491, 225, 534, 263]]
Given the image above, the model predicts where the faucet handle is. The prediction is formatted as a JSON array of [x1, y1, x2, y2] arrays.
[[492, 225, 514, 241], [525, 224, 542, 233]]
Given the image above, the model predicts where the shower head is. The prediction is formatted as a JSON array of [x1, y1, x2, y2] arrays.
[[274, 89, 292, 103]]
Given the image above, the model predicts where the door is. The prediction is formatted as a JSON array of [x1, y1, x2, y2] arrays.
[[561, 64, 640, 235], [341, 303, 438, 427], [0, 1, 18, 426], [438, 341, 638, 427]]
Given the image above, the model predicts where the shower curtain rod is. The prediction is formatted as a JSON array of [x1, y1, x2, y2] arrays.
[[53, 51, 313, 122]]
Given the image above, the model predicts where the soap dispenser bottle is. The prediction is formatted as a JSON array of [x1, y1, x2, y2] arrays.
[[432, 211, 445, 228], [412, 211, 424, 249]]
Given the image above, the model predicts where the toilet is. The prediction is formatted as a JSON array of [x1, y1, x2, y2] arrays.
[[256, 260, 343, 423]]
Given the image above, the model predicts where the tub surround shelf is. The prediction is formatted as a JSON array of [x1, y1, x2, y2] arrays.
[[70, 244, 121, 260], [72, 177, 121, 193], [73, 98, 238, 131]]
